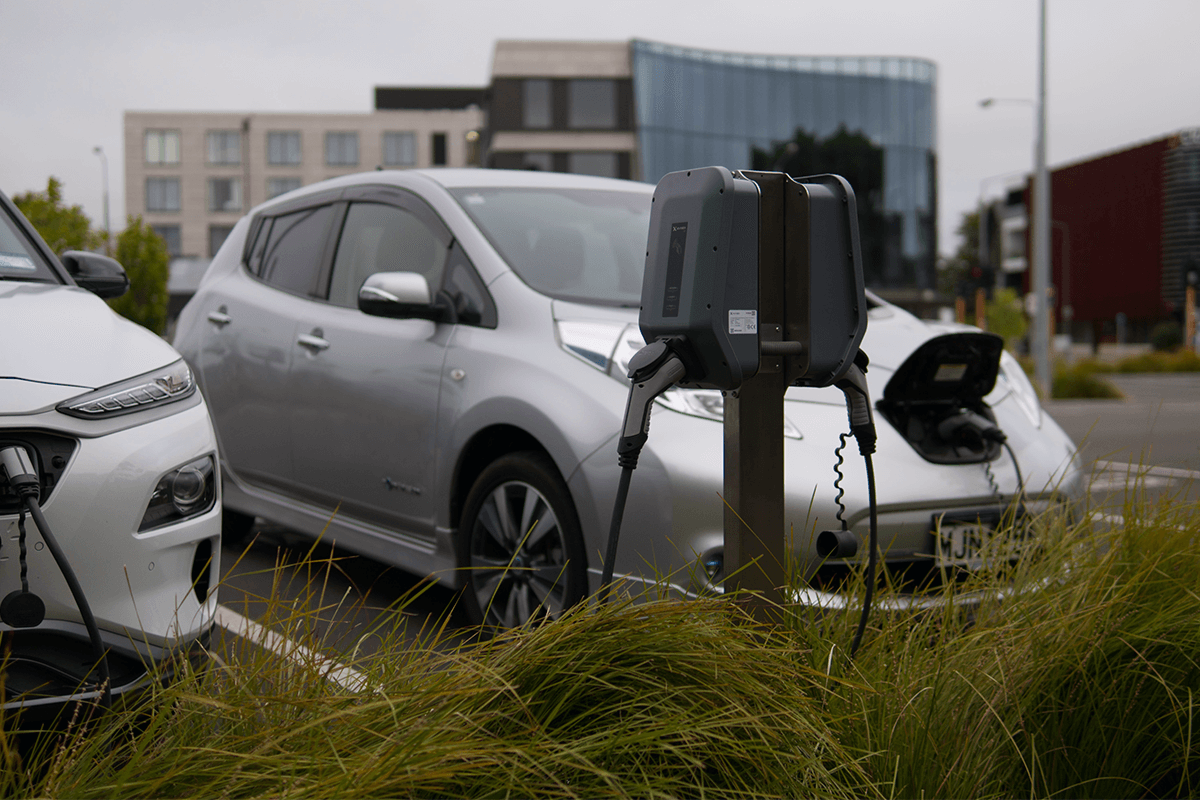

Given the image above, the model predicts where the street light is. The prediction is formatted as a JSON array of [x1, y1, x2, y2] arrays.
[[978, 0, 1051, 398], [92, 146, 110, 255]]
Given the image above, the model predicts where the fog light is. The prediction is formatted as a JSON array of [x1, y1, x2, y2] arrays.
[[140, 456, 216, 531], [701, 549, 724, 583]]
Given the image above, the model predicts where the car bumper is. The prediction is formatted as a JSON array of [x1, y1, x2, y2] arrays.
[[572, 394, 1085, 600], [1, 397, 220, 710]]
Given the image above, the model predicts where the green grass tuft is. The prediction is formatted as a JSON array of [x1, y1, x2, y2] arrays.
[[5, 485, 1200, 798]]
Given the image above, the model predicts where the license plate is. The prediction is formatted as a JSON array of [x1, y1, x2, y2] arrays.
[[932, 512, 1027, 569]]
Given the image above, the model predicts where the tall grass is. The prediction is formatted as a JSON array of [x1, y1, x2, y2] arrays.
[[4, 487, 1200, 798]]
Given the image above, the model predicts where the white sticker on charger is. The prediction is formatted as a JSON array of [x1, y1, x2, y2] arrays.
[[728, 309, 757, 335], [0, 253, 35, 271]]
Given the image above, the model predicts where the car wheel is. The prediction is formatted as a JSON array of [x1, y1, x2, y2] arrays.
[[457, 453, 587, 628], [221, 507, 256, 545]]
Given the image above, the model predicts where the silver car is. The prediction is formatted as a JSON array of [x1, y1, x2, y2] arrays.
[[174, 168, 1084, 627]]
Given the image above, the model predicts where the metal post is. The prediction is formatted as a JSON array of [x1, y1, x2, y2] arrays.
[[92, 146, 110, 255], [1187, 285, 1196, 353], [724, 173, 788, 619], [242, 117, 252, 212], [1032, 0, 1052, 397]]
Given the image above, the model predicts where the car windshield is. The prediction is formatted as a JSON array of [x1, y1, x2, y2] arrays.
[[0, 207, 57, 283], [450, 187, 650, 306]]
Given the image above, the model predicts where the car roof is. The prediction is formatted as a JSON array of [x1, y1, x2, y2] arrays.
[[251, 168, 655, 215]]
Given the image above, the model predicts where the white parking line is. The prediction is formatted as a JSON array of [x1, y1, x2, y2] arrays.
[[1094, 460, 1200, 482], [213, 604, 368, 693]]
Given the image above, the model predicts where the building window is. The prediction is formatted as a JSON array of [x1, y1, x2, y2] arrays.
[[209, 225, 235, 258], [325, 132, 359, 166], [267, 131, 301, 165], [267, 177, 302, 199], [206, 131, 241, 165], [208, 177, 242, 212], [144, 130, 180, 165], [146, 177, 181, 212], [568, 151, 618, 178], [431, 132, 447, 166], [151, 225, 181, 257], [568, 80, 616, 129], [523, 79, 551, 129], [383, 132, 416, 166], [523, 152, 554, 171]]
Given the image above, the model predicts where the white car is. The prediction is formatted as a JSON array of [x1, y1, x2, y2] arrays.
[[0, 190, 220, 714]]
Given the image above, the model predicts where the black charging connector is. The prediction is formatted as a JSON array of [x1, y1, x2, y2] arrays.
[[1, 445, 112, 708], [600, 341, 689, 603]]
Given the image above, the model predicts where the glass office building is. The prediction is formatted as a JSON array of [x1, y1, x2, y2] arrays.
[[630, 40, 938, 290]]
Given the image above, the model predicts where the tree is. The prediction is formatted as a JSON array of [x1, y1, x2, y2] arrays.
[[109, 216, 170, 335], [938, 210, 988, 297], [12, 177, 101, 255]]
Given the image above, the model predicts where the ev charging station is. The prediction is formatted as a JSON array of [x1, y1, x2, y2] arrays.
[[603, 166, 876, 629]]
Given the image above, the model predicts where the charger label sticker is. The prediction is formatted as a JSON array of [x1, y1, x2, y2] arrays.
[[662, 222, 687, 318], [933, 363, 968, 382], [0, 253, 35, 271], [728, 309, 757, 335]]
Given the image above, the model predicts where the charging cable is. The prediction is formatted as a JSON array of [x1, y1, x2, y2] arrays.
[[600, 341, 687, 603], [1, 445, 112, 708], [831, 351, 879, 657]]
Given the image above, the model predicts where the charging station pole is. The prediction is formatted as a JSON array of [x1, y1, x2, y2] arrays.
[[724, 173, 790, 618]]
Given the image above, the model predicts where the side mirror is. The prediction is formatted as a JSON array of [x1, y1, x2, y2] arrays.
[[358, 272, 447, 321], [60, 251, 129, 299]]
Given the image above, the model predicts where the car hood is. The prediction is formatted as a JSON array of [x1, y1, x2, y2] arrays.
[[0, 282, 180, 408]]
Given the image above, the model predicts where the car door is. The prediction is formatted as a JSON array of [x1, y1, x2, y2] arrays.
[[194, 199, 339, 493], [286, 187, 456, 537]]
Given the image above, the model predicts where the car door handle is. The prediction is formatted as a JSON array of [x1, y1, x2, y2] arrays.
[[296, 333, 330, 352], [207, 309, 232, 327]]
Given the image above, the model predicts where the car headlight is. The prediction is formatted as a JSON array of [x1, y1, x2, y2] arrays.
[[657, 388, 803, 439], [139, 455, 216, 532], [558, 319, 802, 438], [57, 360, 196, 419], [996, 351, 1042, 428]]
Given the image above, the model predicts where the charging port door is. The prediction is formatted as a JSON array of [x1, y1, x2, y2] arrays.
[[876, 332, 1005, 465]]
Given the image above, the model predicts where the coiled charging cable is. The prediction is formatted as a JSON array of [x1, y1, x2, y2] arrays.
[[1, 446, 112, 708]]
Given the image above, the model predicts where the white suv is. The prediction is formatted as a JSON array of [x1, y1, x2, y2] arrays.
[[0, 190, 220, 714]]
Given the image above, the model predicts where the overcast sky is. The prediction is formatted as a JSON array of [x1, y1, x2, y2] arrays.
[[3, 0, 1197, 257]]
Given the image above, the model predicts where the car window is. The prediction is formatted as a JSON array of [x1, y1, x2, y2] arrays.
[[245, 216, 273, 275], [261, 204, 336, 296], [0, 208, 58, 283], [449, 187, 650, 307], [444, 241, 497, 328], [327, 202, 447, 308]]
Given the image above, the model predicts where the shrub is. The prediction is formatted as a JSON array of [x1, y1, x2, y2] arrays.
[[1053, 361, 1123, 398], [1150, 320, 1183, 351], [108, 216, 169, 335]]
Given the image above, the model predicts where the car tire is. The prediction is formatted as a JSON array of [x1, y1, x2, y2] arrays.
[[221, 507, 256, 546], [457, 452, 587, 628]]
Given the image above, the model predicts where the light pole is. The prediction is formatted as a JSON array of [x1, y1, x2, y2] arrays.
[[92, 146, 110, 255], [1032, 0, 1051, 398], [979, 0, 1051, 396]]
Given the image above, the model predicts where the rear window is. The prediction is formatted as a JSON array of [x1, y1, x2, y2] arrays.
[[450, 187, 650, 307], [0, 207, 58, 283]]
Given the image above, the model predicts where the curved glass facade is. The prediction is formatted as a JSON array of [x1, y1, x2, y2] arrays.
[[631, 40, 937, 289]]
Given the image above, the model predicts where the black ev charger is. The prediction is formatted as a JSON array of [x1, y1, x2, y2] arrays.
[[1, 445, 112, 708], [601, 166, 880, 654]]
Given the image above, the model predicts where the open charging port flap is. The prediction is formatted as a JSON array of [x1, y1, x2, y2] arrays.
[[876, 332, 1006, 465]]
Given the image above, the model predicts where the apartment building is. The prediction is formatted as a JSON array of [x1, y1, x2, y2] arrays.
[[125, 105, 483, 259]]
